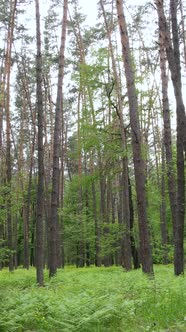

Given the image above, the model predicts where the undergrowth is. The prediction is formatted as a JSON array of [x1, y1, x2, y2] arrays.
[[0, 265, 186, 331]]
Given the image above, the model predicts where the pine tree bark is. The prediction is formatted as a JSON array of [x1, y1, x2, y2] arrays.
[[100, 0, 132, 270], [0, 71, 3, 150], [49, 0, 68, 277], [59, 119, 65, 268], [179, 0, 186, 69], [170, 0, 185, 275], [158, 25, 176, 240], [92, 174, 101, 266], [128, 176, 140, 269], [155, 0, 186, 275], [19, 56, 37, 269], [90, 149, 101, 267], [160, 142, 168, 264], [76, 92, 85, 268], [35, 0, 44, 286], [116, 0, 153, 274], [5, 0, 17, 272]]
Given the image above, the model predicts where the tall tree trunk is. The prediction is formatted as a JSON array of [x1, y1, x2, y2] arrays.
[[160, 141, 168, 264], [116, 0, 153, 274], [30, 203, 36, 267], [0, 69, 3, 150], [120, 160, 132, 270], [155, 0, 186, 275], [100, 0, 132, 270], [128, 176, 140, 269], [179, 0, 186, 69], [35, 0, 44, 286], [170, 0, 185, 275], [159, 23, 177, 240], [20, 57, 37, 269], [77, 92, 85, 268], [5, 0, 17, 272], [84, 154, 90, 267], [59, 116, 65, 268], [49, 0, 68, 277], [93, 180, 101, 266]]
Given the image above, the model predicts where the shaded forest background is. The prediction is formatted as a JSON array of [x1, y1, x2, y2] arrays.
[[0, 0, 186, 285]]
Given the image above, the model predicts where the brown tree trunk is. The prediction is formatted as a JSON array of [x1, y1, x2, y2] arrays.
[[0, 69, 3, 150], [180, 0, 186, 69], [77, 92, 85, 268], [93, 180, 101, 266], [158, 24, 177, 240], [120, 160, 132, 270], [100, 0, 132, 270], [35, 0, 44, 286], [90, 152, 101, 266], [170, 0, 185, 275], [15, 60, 37, 269], [160, 142, 168, 264], [59, 116, 65, 268], [128, 176, 140, 269], [116, 0, 153, 275], [84, 154, 90, 267], [49, 0, 68, 277], [155, 0, 186, 275], [4, 0, 17, 272]]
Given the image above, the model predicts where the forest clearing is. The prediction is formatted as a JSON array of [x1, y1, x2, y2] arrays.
[[1, 265, 186, 332]]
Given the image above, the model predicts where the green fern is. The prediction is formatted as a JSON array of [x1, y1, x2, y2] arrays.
[[0, 266, 186, 331]]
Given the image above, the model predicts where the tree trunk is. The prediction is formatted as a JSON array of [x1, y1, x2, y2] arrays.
[[120, 160, 132, 270], [158, 23, 176, 240], [160, 142, 168, 264], [5, 0, 17, 272], [170, 0, 185, 275], [20, 57, 37, 270], [155, 0, 186, 275], [128, 176, 140, 269], [179, 0, 186, 69], [49, 0, 68, 277], [116, 0, 153, 275], [35, 0, 44, 286], [90, 152, 101, 267], [100, 0, 132, 271], [59, 118, 65, 268], [0, 70, 3, 150], [93, 179, 101, 267]]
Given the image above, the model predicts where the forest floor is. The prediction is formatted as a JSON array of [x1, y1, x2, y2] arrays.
[[0, 265, 186, 332]]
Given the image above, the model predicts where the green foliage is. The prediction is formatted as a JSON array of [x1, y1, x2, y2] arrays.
[[0, 241, 13, 264], [61, 175, 96, 265], [100, 223, 121, 258], [0, 266, 186, 331], [146, 175, 173, 264]]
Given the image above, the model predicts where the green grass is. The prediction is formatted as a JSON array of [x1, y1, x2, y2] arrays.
[[0, 265, 186, 331]]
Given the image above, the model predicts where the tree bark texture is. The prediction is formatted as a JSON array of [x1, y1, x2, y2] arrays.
[[155, 0, 186, 275], [5, 0, 17, 272], [35, 0, 44, 286], [159, 25, 177, 239], [49, 0, 68, 277], [100, 0, 132, 270], [116, 0, 153, 274]]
